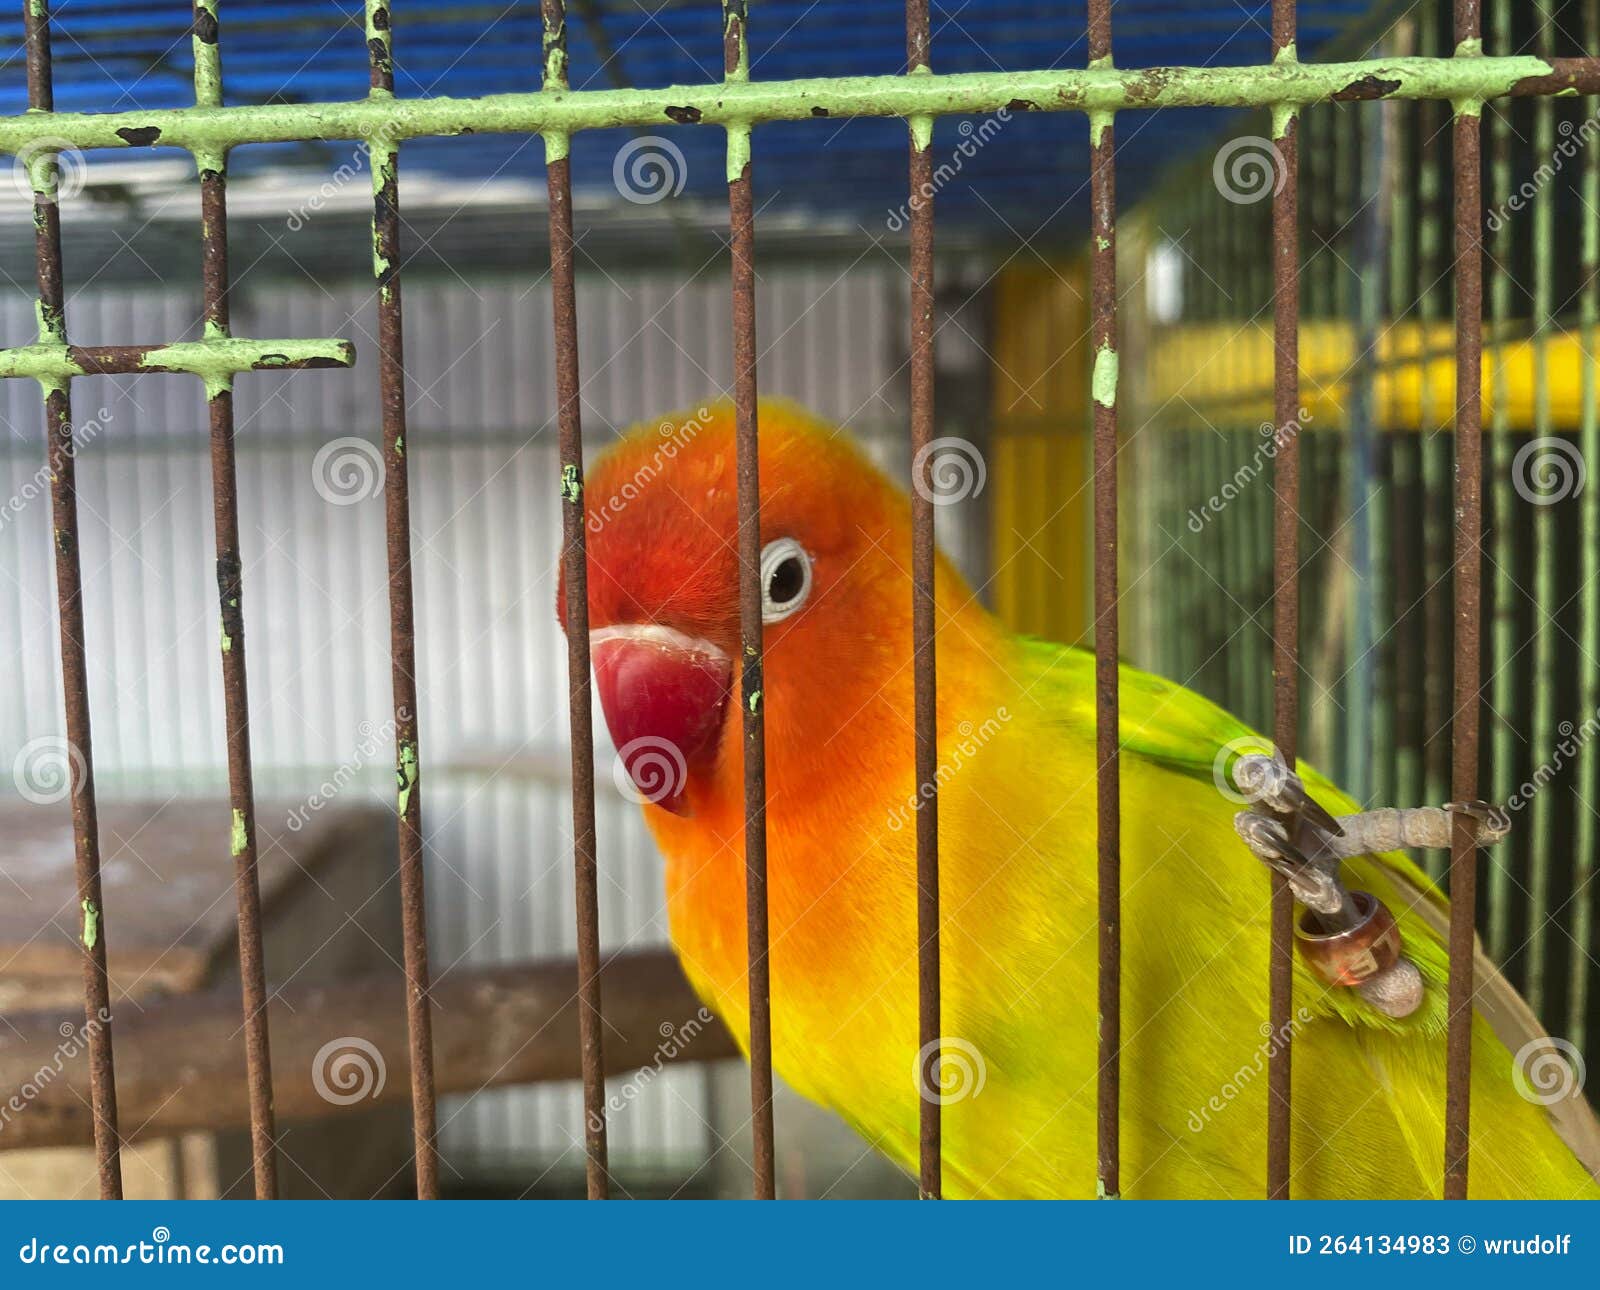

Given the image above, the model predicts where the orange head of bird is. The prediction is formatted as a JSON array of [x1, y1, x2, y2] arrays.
[[557, 400, 984, 822]]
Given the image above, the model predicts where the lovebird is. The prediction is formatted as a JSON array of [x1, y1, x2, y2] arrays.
[[560, 399, 1600, 1199]]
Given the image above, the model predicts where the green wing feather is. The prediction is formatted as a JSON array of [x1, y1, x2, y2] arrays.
[[1015, 637, 1451, 1036]]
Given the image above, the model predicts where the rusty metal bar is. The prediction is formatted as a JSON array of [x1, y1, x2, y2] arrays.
[[23, 0, 122, 1203], [366, 0, 439, 1200], [0, 340, 352, 383], [1267, 0, 1301, 1202], [540, 0, 610, 1202], [193, 0, 277, 1202], [905, 0, 941, 1204], [1086, 0, 1121, 1203], [723, 0, 777, 1201], [1445, 0, 1485, 1202]]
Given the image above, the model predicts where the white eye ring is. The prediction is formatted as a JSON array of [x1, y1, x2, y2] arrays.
[[759, 537, 812, 624]]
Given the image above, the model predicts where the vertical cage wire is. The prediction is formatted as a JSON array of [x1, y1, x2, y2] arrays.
[[1267, 0, 1301, 1202], [1571, 0, 1600, 1052], [1420, 12, 1453, 869], [1525, 0, 1558, 1019], [722, 0, 778, 1201], [23, 0, 123, 1202], [1444, 0, 1485, 1202], [367, 0, 441, 1200], [1486, 0, 1516, 963], [905, 0, 942, 1203], [541, 0, 611, 1201], [193, 0, 279, 1201], [1086, 0, 1122, 1205]]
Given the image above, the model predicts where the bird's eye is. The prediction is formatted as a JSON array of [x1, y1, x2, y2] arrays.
[[759, 537, 812, 624]]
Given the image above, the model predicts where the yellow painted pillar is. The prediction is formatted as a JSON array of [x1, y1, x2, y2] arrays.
[[989, 259, 1092, 644]]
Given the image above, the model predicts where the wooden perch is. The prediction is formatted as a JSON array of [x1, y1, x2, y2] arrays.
[[0, 949, 736, 1151]]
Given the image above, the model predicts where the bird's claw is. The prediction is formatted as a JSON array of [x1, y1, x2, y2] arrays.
[[1233, 753, 1345, 838], [1445, 799, 1513, 845], [1233, 810, 1345, 915], [1230, 750, 1423, 1019]]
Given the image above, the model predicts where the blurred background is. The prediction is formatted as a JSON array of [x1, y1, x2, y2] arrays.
[[0, 0, 1595, 1197]]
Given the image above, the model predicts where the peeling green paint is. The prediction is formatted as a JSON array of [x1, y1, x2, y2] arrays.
[[1455, 38, 1484, 59], [1096, 1177, 1119, 1199], [542, 130, 570, 164], [1092, 344, 1119, 409], [561, 462, 582, 503], [80, 898, 99, 950], [0, 57, 1560, 156], [366, 1, 394, 82], [220, 628, 232, 653], [33, 298, 62, 345], [0, 336, 353, 386], [725, 123, 752, 184], [192, 0, 224, 113], [230, 807, 248, 857], [369, 147, 398, 281], [543, 44, 568, 90], [748, 689, 762, 714], [908, 113, 933, 153], [396, 742, 418, 816], [1273, 42, 1298, 65], [541, 13, 569, 92], [723, 5, 750, 85], [1095, 235, 1111, 252], [1089, 110, 1113, 148], [1271, 102, 1299, 140]]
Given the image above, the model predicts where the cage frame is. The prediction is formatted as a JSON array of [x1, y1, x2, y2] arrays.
[[2, 0, 1595, 1201]]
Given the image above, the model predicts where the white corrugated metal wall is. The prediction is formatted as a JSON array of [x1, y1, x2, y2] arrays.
[[0, 260, 988, 1191]]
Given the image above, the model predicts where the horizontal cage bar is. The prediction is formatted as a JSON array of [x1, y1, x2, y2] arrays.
[[0, 56, 1595, 156]]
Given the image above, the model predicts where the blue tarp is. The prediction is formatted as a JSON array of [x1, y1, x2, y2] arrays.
[[0, 1, 1384, 237]]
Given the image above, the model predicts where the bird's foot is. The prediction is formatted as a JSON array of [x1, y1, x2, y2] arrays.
[[1228, 753, 1510, 1021]]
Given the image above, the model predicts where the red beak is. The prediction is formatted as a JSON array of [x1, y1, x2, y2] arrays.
[[591, 626, 732, 815]]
